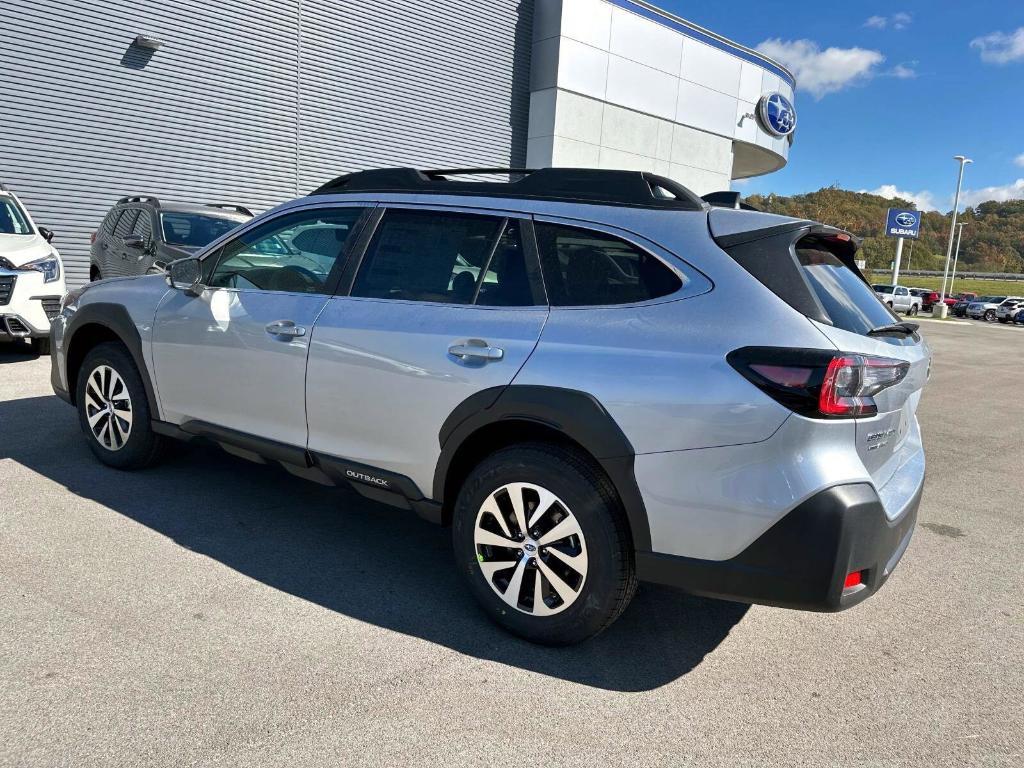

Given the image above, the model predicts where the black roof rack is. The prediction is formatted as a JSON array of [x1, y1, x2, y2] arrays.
[[206, 203, 254, 217], [701, 191, 761, 211], [309, 167, 705, 211], [118, 195, 160, 206]]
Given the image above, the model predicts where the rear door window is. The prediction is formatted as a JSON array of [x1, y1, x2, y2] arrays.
[[113, 209, 139, 240], [534, 222, 682, 306], [797, 248, 896, 334]]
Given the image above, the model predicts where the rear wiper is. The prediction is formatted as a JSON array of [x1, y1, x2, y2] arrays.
[[868, 321, 919, 337]]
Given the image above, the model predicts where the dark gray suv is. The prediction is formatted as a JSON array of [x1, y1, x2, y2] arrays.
[[89, 196, 252, 281]]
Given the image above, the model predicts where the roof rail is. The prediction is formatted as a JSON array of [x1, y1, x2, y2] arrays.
[[118, 195, 160, 206], [206, 203, 255, 217], [701, 191, 760, 211], [309, 167, 705, 211]]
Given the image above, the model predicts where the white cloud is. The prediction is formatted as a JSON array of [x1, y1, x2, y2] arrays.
[[756, 39, 885, 99], [958, 179, 1024, 208], [864, 12, 912, 30], [888, 62, 918, 79], [863, 185, 938, 212], [970, 27, 1024, 64], [1015, 154, 1024, 168], [892, 12, 912, 30]]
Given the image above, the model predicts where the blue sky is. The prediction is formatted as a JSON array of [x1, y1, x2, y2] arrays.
[[656, 0, 1024, 211]]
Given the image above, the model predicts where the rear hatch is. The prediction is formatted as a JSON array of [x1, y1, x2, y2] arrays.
[[710, 209, 930, 509]]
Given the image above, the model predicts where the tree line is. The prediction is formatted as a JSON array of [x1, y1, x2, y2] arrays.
[[745, 187, 1024, 274]]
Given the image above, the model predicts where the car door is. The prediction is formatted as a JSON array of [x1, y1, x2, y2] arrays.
[[305, 205, 549, 497], [126, 209, 157, 275], [109, 208, 139, 277], [151, 203, 370, 448], [894, 286, 910, 311]]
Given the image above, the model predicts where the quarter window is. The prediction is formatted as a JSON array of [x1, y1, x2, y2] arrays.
[[352, 209, 538, 306], [208, 207, 365, 294], [534, 223, 682, 306]]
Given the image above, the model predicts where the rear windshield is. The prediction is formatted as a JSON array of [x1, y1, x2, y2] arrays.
[[797, 248, 896, 335], [160, 213, 243, 248]]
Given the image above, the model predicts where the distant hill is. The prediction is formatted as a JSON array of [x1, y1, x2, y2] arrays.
[[744, 187, 1024, 275]]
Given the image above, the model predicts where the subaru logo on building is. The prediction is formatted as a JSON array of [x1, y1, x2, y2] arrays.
[[757, 93, 797, 137], [895, 212, 917, 228]]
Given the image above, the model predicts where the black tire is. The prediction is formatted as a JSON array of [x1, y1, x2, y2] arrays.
[[31, 337, 51, 355], [452, 443, 637, 645], [985, 309, 996, 322], [907, 304, 918, 317], [89, 265, 102, 282], [75, 341, 164, 470], [886, 301, 894, 309]]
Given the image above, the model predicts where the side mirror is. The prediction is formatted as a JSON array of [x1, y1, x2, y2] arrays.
[[38, 227, 55, 243], [165, 257, 203, 296], [124, 234, 145, 249]]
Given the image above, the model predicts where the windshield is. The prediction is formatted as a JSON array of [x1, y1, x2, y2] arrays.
[[872, 284, 894, 292], [0, 196, 34, 235], [798, 249, 897, 335], [160, 212, 243, 248]]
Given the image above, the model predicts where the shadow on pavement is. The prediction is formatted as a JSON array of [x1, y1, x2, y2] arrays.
[[0, 393, 749, 692], [0, 341, 40, 363]]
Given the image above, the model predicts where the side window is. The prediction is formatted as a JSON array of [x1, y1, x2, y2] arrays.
[[102, 210, 122, 234], [353, 209, 537, 306], [896, 287, 908, 296], [132, 211, 153, 243], [208, 207, 365, 294], [113, 209, 139, 240], [534, 222, 682, 306]]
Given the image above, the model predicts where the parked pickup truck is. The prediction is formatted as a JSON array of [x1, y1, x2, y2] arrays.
[[872, 284, 922, 316]]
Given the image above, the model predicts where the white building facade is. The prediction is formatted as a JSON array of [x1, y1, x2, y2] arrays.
[[527, 0, 796, 194]]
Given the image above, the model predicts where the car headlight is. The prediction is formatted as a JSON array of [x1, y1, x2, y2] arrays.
[[19, 254, 62, 283]]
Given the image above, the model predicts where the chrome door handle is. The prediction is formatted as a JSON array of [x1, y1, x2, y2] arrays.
[[265, 320, 306, 337], [448, 339, 504, 361]]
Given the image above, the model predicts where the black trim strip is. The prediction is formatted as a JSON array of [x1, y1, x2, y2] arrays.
[[179, 420, 310, 467]]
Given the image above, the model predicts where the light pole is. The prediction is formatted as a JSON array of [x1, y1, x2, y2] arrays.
[[939, 155, 972, 315], [950, 222, 967, 296]]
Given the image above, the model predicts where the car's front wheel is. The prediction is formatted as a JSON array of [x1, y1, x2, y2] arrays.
[[907, 304, 918, 317], [985, 309, 996, 322], [452, 443, 637, 645], [76, 342, 164, 469]]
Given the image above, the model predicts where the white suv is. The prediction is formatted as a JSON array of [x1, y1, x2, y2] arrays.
[[0, 184, 66, 354]]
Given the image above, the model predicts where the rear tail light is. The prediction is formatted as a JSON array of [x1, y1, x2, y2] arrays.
[[728, 347, 909, 419], [90, 231, 97, 244]]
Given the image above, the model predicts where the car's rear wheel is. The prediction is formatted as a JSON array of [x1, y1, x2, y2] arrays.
[[452, 443, 637, 645], [89, 265, 102, 282], [76, 342, 164, 469]]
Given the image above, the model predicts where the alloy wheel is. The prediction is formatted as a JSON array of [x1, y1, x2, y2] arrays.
[[83, 365, 133, 451], [473, 482, 588, 616]]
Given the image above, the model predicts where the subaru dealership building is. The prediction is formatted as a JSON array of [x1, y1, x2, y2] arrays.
[[2, 0, 796, 286]]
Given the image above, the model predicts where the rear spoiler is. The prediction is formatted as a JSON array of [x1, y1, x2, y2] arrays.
[[715, 221, 863, 275], [701, 191, 761, 211]]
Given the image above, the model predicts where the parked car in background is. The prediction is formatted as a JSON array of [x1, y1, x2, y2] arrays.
[[967, 296, 1008, 322], [90, 196, 252, 281], [995, 297, 1024, 323], [921, 291, 958, 312], [872, 284, 921, 315], [950, 292, 979, 317], [1013, 306, 1024, 325], [51, 167, 928, 645], [0, 182, 66, 354]]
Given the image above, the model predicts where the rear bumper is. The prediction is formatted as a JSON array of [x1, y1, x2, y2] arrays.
[[636, 481, 921, 612]]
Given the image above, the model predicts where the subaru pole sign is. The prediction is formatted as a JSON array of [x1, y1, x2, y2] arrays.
[[886, 208, 921, 240]]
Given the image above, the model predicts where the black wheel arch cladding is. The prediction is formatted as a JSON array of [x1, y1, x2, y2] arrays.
[[435, 385, 652, 551], [63, 302, 159, 416]]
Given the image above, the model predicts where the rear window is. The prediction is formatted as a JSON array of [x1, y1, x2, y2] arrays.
[[161, 213, 242, 248], [797, 248, 896, 335]]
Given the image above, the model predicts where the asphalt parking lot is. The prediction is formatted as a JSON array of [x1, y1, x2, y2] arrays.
[[1, 320, 1021, 767]]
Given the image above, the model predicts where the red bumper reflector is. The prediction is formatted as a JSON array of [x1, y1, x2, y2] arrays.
[[844, 571, 863, 589]]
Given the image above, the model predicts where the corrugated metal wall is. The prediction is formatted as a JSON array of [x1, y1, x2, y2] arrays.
[[1, 0, 533, 287]]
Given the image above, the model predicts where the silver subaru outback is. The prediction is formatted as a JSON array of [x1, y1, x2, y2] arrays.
[[51, 168, 929, 645]]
